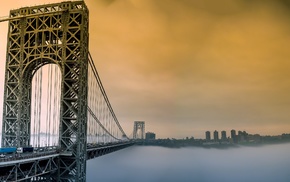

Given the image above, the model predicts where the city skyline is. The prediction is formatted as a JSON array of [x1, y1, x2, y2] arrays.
[[1, 0, 290, 139]]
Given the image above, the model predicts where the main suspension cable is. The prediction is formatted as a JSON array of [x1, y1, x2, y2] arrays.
[[88, 52, 128, 139]]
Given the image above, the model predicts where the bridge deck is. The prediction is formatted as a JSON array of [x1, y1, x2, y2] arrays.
[[0, 142, 134, 181]]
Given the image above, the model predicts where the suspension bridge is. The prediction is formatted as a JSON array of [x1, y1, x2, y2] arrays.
[[0, 1, 135, 181]]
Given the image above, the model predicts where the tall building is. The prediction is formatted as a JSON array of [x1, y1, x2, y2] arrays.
[[205, 131, 211, 141], [231, 129, 236, 138], [214, 130, 219, 142], [133, 121, 145, 139], [238, 131, 243, 142], [231, 129, 237, 143], [145, 132, 156, 140], [221, 130, 227, 141]]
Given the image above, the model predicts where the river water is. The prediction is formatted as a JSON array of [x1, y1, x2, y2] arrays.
[[87, 143, 290, 182]]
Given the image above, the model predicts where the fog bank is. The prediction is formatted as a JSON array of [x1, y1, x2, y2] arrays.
[[87, 143, 290, 182]]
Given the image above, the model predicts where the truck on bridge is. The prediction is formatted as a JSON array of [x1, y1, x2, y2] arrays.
[[17, 147, 34, 153], [0, 147, 17, 158], [0, 147, 17, 154]]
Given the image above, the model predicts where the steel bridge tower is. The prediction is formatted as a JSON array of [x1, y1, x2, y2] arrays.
[[133, 121, 145, 139], [2, 1, 89, 181]]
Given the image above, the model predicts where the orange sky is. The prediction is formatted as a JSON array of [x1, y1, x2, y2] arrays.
[[1, 0, 290, 139]]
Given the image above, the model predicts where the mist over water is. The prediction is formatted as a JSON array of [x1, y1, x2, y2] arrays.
[[87, 143, 290, 182]]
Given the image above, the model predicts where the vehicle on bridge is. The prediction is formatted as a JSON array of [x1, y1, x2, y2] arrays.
[[16, 147, 34, 153], [0, 147, 17, 158], [0, 147, 17, 155]]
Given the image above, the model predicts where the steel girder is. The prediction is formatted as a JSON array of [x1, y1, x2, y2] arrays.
[[86, 142, 134, 160], [2, 1, 89, 181], [0, 155, 59, 181]]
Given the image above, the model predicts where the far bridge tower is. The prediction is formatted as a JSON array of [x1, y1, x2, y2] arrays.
[[133, 121, 145, 139]]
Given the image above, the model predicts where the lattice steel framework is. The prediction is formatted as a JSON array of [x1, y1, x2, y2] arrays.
[[2, 1, 89, 181], [0, 154, 59, 181]]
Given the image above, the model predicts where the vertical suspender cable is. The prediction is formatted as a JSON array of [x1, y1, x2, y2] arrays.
[[53, 64, 60, 146], [36, 70, 40, 146], [89, 67, 92, 143], [45, 66, 48, 147], [94, 72, 97, 143], [38, 67, 42, 147], [86, 52, 130, 144], [48, 64, 52, 146], [45, 65, 49, 147], [57, 65, 60, 146], [88, 52, 128, 140], [33, 71, 37, 147], [93, 70, 97, 143], [36, 69, 39, 147], [90, 68, 93, 143], [53, 65, 56, 146], [88, 68, 91, 143]]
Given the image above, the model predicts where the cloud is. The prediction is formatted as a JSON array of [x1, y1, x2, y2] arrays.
[[1, 0, 290, 138], [86, 0, 290, 138]]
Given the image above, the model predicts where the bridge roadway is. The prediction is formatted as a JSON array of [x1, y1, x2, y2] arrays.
[[0, 141, 134, 181]]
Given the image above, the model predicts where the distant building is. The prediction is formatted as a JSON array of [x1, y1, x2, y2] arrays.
[[231, 129, 237, 143], [282, 133, 290, 140], [238, 131, 243, 142], [145, 132, 156, 140], [205, 131, 211, 141], [231, 129, 236, 138], [214, 130, 219, 142], [238, 131, 248, 142], [248, 134, 261, 143], [221, 131, 227, 141]]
